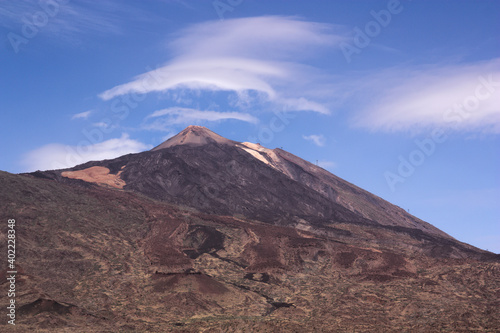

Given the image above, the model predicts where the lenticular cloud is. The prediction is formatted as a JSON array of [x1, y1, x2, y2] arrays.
[[99, 16, 346, 114]]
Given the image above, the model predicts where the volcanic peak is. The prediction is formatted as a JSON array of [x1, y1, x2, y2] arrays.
[[151, 126, 282, 169], [151, 125, 235, 151]]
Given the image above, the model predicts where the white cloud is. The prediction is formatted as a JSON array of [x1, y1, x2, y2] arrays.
[[281, 97, 330, 114], [72, 110, 92, 120], [143, 107, 258, 131], [92, 121, 117, 131], [303, 134, 326, 147], [22, 134, 150, 172], [167, 16, 343, 59], [99, 16, 346, 114], [100, 57, 284, 100], [352, 58, 500, 133]]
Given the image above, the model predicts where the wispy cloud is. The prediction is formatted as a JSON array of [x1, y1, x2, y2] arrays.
[[0, 1, 160, 45], [143, 107, 258, 131], [167, 16, 343, 59], [99, 16, 347, 115], [72, 110, 92, 120], [351, 58, 500, 133], [92, 122, 108, 128], [22, 134, 150, 172], [92, 121, 117, 131], [303, 134, 326, 146]]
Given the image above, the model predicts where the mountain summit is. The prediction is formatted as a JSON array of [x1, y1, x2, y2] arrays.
[[3, 125, 498, 331], [152, 125, 236, 150]]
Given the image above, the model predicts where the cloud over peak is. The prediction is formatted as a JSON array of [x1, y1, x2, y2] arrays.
[[100, 16, 345, 115], [143, 107, 258, 131]]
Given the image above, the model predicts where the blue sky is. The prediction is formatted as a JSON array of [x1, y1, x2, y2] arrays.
[[1, 0, 499, 252]]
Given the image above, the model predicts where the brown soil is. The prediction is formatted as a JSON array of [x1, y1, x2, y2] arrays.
[[62, 166, 125, 189]]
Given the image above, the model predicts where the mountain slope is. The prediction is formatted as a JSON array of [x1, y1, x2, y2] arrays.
[[233, 140, 448, 237], [1, 169, 499, 332]]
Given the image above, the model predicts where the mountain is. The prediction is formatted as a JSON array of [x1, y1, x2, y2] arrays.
[[34, 125, 489, 259], [1, 126, 499, 332]]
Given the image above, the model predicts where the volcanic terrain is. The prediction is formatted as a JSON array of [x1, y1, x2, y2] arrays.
[[1, 125, 498, 332]]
